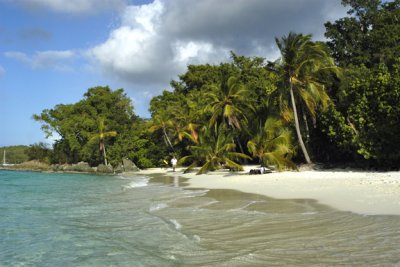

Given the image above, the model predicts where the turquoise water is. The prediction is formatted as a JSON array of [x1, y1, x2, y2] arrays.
[[1, 170, 400, 266]]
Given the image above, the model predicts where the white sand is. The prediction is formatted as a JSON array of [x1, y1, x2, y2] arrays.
[[138, 167, 400, 216]]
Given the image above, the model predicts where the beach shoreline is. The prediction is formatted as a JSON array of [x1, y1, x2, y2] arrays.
[[138, 167, 400, 216]]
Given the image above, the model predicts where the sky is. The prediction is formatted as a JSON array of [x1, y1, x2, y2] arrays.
[[0, 0, 348, 146]]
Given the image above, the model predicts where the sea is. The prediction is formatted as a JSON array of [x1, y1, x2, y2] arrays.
[[1, 170, 400, 267]]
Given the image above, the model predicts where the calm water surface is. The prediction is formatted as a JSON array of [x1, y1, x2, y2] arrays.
[[1, 170, 399, 266]]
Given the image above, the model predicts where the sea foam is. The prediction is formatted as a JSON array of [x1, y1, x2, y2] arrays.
[[169, 219, 182, 230], [149, 203, 168, 212], [123, 176, 149, 189]]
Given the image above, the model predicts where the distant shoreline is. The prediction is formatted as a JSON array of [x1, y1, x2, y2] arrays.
[[0, 167, 115, 175], [138, 167, 400, 216]]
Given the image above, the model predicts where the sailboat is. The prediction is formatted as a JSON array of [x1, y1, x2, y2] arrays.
[[2, 150, 12, 166], [2, 150, 5, 166]]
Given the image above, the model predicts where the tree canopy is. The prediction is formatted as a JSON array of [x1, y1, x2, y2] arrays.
[[30, 0, 400, 171], [33, 86, 162, 168], [325, 0, 400, 67]]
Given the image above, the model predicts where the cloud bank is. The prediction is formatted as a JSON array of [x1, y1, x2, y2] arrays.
[[88, 0, 347, 89]]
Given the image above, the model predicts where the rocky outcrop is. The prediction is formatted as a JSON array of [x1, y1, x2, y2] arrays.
[[8, 160, 51, 171], [114, 164, 124, 173], [96, 164, 114, 173], [5, 159, 141, 175], [122, 158, 139, 172], [50, 162, 95, 173]]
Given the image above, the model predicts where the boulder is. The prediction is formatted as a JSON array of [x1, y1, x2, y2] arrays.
[[64, 162, 94, 173], [114, 164, 124, 173], [97, 164, 114, 173], [122, 158, 139, 172]]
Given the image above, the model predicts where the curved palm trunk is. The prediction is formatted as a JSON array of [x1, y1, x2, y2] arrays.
[[100, 141, 108, 166], [162, 127, 174, 151], [103, 145, 108, 166], [235, 136, 248, 164], [289, 82, 312, 164]]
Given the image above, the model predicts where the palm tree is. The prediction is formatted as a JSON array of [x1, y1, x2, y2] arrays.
[[89, 117, 117, 166], [206, 74, 253, 157], [180, 125, 251, 174], [274, 32, 340, 164], [207, 75, 251, 130], [172, 105, 200, 144], [247, 117, 296, 171], [175, 121, 200, 144], [149, 113, 175, 151]]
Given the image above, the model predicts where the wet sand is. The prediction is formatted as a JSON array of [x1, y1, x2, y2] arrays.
[[139, 167, 400, 215]]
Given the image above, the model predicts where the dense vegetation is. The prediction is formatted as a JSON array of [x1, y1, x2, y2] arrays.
[[33, 87, 163, 169], [31, 0, 399, 172]]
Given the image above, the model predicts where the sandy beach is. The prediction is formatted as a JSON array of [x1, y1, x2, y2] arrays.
[[139, 167, 400, 216]]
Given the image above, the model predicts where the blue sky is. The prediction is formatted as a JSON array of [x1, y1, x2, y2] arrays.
[[0, 0, 348, 146]]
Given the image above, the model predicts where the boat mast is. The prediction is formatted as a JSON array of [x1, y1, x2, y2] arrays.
[[3, 150, 5, 165]]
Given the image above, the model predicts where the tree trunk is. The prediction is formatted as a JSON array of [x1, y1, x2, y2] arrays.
[[301, 106, 310, 143], [163, 127, 174, 151], [102, 143, 108, 166], [235, 136, 248, 164], [229, 121, 247, 164], [290, 82, 312, 164]]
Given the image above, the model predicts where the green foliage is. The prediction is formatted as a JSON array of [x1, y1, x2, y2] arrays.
[[316, 0, 400, 168], [33, 86, 148, 167], [86, 117, 117, 166], [29, 4, 400, 171], [25, 142, 52, 163], [172, 64, 229, 95], [206, 74, 250, 129], [329, 62, 400, 167], [274, 33, 339, 120], [247, 118, 297, 171], [180, 125, 251, 174], [148, 54, 282, 170], [272, 32, 340, 163], [325, 0, 400, 67], [108, 119, 165, 169]]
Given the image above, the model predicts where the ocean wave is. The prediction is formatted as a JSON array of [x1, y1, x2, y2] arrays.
[[169, 219, 182, 230], [183, 189, 209, 197], [191, 234, 201, 242], [122, 176, 149, 189], [149, 203, 168, 212]]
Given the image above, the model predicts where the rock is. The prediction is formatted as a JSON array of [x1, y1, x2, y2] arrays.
[[298, 163, 317, 171], [114, 164, 124, 173], [51, 164, 62, 172], [122, 158, 139, 172], [97, 164, 114, 173], [63, 162, 94, 173]]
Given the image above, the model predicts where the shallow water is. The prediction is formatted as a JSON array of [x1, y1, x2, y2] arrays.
[[1, 170, 400, 266]]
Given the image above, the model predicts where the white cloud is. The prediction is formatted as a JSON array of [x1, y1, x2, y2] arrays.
[[172, 41, 228, 65], [4, 50, 75, 71], [88, 0, 173, 84], [87, 0, 348, 90], [14, 0, 126, 14]]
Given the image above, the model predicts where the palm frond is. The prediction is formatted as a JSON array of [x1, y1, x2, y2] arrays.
[[224, 158, 244, 171], [197, 161, 213, 175]]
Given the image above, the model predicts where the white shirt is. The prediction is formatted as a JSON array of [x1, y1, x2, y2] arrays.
[[171, 158, 177, 166]]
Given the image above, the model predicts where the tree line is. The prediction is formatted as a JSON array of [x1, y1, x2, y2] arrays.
[[32, 0, 400, 172]]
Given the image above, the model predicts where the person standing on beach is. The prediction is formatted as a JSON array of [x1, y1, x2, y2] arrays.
[[171, 156, 177, 172]]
